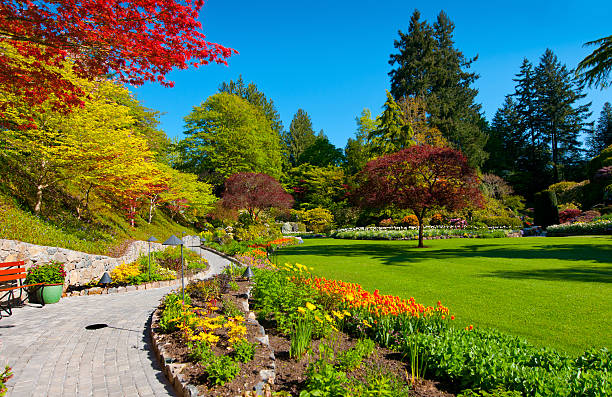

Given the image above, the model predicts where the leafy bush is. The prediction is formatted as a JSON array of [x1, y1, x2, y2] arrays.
[[232, 339, 256, 363], [25, 261, 66, 285], [559, 209, 582, 224], [481, 216, 523, 228], [205, 355, 240, 386], [534, 190, 559, 227], [400, 214, 419, 226], [300, 207, 335, 233], [188, 340, 215, 363], [222, 297, 242, 318], [159, 292, 190, 333], [336, 339, 375, 371], [378, 218, 394, 227], [185, 279, 220, 302], [429, 213, 444, 225], [330, 227, 514, 240], [0, 366, 12, 397]]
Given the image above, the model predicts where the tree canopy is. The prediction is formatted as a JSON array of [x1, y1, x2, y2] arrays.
[[177, 93, 283, 186], [0, 0, 235, 124], [357, 145, 482, 247], [576, 34, 612, 89], [222, 172, 293, 222], [388, 10, 487, 168]]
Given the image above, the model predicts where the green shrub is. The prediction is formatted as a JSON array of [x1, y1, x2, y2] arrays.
[[481, 216, 522, 228], [205, 355, 240, 386], [222, 297, 242, 318], [336, 339, 376, 371], [534, 190, 559, 227], [185, 279, 220, 302], [232, 339, 256, 363], [159, 293, 189, 333], [188, 340, 215, 363]]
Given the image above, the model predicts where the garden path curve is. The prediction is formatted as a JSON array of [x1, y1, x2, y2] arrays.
[[0, 247, 230, 397]]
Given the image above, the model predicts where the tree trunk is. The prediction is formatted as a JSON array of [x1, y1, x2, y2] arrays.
[[417, 213, 424, 248], [35, 184, 44, 215], [148, 197, 156, 224]]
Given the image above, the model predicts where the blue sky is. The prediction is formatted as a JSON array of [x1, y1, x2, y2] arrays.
[[132, 0, 611, 149]]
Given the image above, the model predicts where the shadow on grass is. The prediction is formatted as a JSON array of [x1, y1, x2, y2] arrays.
[[480, 265, 612, 283], [278, 239, 612, 283]]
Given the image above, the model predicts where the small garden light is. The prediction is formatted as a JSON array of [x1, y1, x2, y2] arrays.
[[147, 236, 158, 281], [242, 266, 254, 280], [99, 272, 112, 286], [163, 235, 185, 302]]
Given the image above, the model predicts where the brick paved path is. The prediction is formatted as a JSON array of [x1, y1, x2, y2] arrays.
[[0, 247, 230, 397]]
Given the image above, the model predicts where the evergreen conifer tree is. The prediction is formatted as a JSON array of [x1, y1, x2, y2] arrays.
[[367, 91, 413, 156], [388, 10, 487, 167], [286, 109, 316, 166], [587, 102, 612, 156]]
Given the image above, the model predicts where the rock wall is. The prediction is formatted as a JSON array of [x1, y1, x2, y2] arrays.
[[0, 235, 201, 290]]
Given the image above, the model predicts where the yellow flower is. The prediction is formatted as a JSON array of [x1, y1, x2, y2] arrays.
[[305, 302, 316, 311], [324, 314, 333, 323], [362, 320, 372, 328], [297, 307, 306, 314]]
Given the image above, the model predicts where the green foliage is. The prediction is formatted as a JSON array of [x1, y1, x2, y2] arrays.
[[586, 103, 612, 157], [0, 366, 12, 397], [159, 292, 189, 333], [187, 340, 215, 363], [400, 327, 612, 396], [232, 339, 256, 363], [349, 366, 412, 397], [300, 345, 348, 397], [222, 297, 242, 318], [298, 208, 335, 233], [24, 261, 66, 285], [480, 217, 522, 228], [331, 227, 514, 240], [367, 91, 413, 156], [298, 135, 345, 167], [283, 164, 347, 210], [534, 190, 559, 227], [290, 313, 314, 359], [185, 279, 220, 302], [388, 10, 487, 168], [336, 339, 375, 371], [204, 355, 240, 386], [458, 387, 522, 397], [285, 109, 317, 166], [547, 219, 612, 236], [178, 93, 283, 186]]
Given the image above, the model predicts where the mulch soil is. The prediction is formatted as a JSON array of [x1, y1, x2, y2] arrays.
[[153, 275, 456, 396]]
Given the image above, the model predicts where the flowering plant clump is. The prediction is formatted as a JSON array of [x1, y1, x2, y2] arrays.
[[547, 219, 612, 236], [379, 218, 395, 227], [25, 261, 66, 285], [400, 214, 419, 226]]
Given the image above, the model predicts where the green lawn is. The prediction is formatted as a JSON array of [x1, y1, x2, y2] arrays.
[[276, 236, 612, 355]]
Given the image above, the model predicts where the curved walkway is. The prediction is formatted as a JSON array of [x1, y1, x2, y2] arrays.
[[0, 247, 230, 397]]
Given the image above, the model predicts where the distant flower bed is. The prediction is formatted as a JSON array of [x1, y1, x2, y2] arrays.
[[547, 219, 612, 236], [330, 226, 516, 240]]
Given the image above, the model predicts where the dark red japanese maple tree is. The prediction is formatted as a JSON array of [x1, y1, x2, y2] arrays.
[[222, 172, 294, 223], [0, 0, 236, 120], [357, 145, 482, 248]]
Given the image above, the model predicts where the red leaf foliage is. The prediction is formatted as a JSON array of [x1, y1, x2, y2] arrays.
[[356, 145, 482, 245], [0, 0, 236, 117], [222, 173, 293, 220]]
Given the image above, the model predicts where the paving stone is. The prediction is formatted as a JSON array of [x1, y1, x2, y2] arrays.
[[0, 248, 230, 396]]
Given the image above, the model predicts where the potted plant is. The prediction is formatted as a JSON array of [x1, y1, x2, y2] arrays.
[[25, 261, 66, 304]]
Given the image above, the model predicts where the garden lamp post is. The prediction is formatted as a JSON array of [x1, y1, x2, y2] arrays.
[[242, 266, 254, 281], [147, 236, 158, 281], [163, 235, 185, 302], [99, 272, 112, 286]]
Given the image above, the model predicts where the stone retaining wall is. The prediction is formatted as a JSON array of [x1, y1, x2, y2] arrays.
[[0, 235, 202, 290]]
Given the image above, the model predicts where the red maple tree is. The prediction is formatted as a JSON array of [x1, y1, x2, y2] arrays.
[[222, 173, 294, 223], [1, 0, 236, 120], [357, 145, 482, 248]]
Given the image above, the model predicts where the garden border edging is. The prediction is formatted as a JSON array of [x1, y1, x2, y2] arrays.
[[150, 281, 276, 396]]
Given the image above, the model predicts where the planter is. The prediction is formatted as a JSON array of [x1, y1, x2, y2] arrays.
[[29, 284, 63, 304]]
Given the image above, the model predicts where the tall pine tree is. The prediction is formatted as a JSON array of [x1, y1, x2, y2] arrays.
[[587, 102, 612, 156], [389, 10, 487, 168], [285, 109, 316, 166], [533, 49, 591, 183]]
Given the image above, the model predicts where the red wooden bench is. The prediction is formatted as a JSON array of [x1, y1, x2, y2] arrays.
[[0, 261, 45, 317]]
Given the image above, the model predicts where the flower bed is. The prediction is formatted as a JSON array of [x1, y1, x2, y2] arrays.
[[547, 219, 612, 236], [64, 246, 209, 294], [331, 227, 516, 240], [252, 263, 611, 396]]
